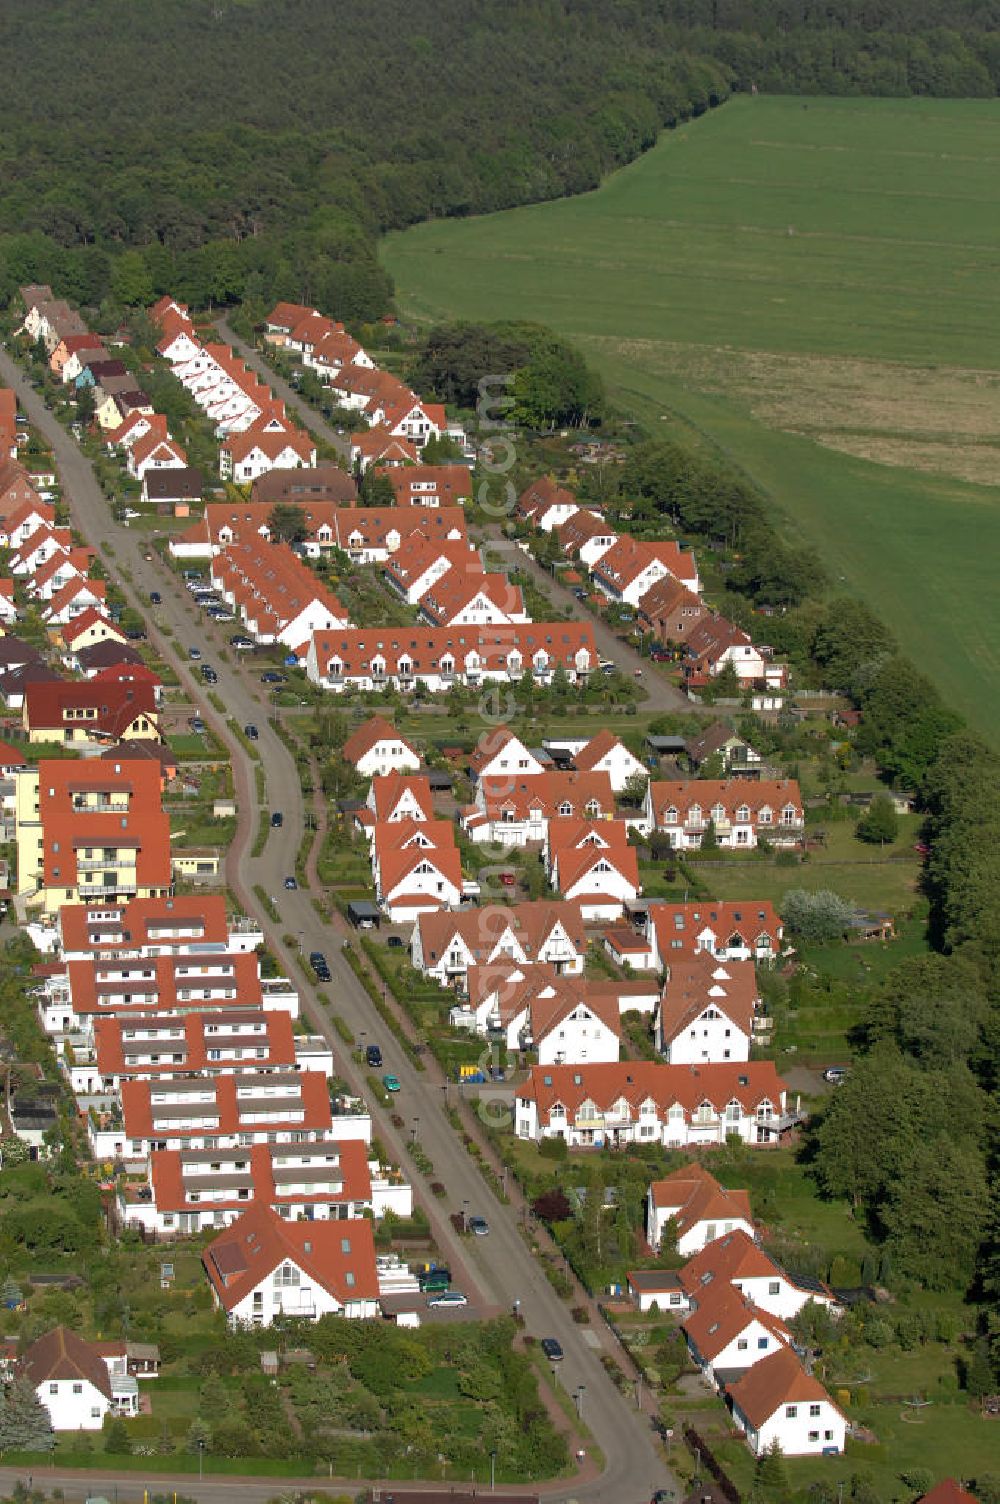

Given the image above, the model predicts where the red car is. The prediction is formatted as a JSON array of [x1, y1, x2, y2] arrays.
[[499, 872, 516, 887]]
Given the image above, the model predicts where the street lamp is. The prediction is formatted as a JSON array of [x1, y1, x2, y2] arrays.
[[411, 1117, 419, 1144], [574, 1385, 586, 1421], [198, 1438, 205, 1480], [462, 1199, 469, 1233], [490, 1449, 497, 1491]]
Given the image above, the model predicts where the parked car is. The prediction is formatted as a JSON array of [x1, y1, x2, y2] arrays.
[[283, 875, 297, 890], [468, 1216, 489, 1237], [418, 1268, 451, 1292], [244, 724, 258, 740], [365, 1044, 383, 1067], [189, 647, 202, 660], [382, 1073, 401, 1093], [124, 629, 146, 641], [260, 671, 286, 684], [188, 717, 206, 734], [149, 591, 161, 604], [271, 811, 283, 827], [540, 1338, 564, 1362], [426, 1291, 467, 1308], [387, 934, 405, 948], [823, 1066, 849, 1084], [230, 635, 254, 650], [499, 872, 516, 888]]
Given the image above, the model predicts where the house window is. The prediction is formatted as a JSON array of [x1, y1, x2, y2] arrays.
[[73, 1382, 83, 1393], [274, 1262, 300, 1287], [757, 1337, 768, 1349], [737, 1339, 748, 1351], [769, 1280, 780, 1295], [785, 1405, 797, 1418], [345, 1271, 356, 1288], [49, 1383, 58, 1394], [808, 1430, 819, 1442], [809, 1403, 821, 1416]]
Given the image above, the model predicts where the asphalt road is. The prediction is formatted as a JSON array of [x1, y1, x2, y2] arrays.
[[484, 532, 694, 717], [213, 319, 350, 461], [0, 351, 675, 1504]]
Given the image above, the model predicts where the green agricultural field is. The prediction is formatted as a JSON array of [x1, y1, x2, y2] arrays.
[[383, 96, 1000, 736]]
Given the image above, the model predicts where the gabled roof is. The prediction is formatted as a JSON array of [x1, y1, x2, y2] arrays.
[[523, 1062, 787, 1122], [637, 573, 703, 622], [379, 838, 462, 899], [649, 778, 802, 825], [517, 475, 577, 520], [918, 1484, 981, 1504], [342, 715, 418, 768], [726, 1345, 844, 1428], [203, 1204, 378, 1311], [416, 900, 586, 966], [21, 1326, 112, 1399], [469, 727, 537, 776], [659, 956, 760, 1043], [350, 426, 419, 464], [683, 1281, 790, 1362], [24, 678, 159, 739], [649, 1162, 753, 1238], [573, 729, 638, 772], [530, 981, 621, 1044], [369, 773, 434, 823], [62, 607, 123, 646], [478, 770, 614, 822], [385, 465, 472, 506], [686, 720, 749, 764], [556, 509, 617, 554], [678, 1228, 784, 1298], [420, 568, 524, 626]]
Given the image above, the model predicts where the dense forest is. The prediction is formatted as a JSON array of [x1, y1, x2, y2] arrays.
[[2, 0, 1000, 321]]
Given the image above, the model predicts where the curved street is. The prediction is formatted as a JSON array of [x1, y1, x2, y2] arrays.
[[0, 349, 677, 1504]]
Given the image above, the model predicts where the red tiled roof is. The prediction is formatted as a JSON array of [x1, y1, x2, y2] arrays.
[[659, 956, 760, 1043], [385, 465, 472, 506], [65, 950, 262, 1020], [342, 715, 418, 767], [94, 1008, 296, 1079], [416, 900, 586, 967], [58, 894, 231, 956], [726, 1345, 844, 1429], [25, 678, 159, 740], [420, 568, 524, 626], [683, 1281, 790, 1362], [121, 1070, 332, 1142], [478, 770, 614, 823], [649, 778, 802, 828], [522, 1062, 788, 1121], [203, 1204, 378, 1311], [369, 773, 434, 823], [150, 1138, 371, 1217]]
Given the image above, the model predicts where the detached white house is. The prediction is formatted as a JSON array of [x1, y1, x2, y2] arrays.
[[726, 1346, 846, 1457], [21, 1326, 139, 1431], [203, 1204, 379, 1326], [470, 728, 547, 783], [571, 729, 648, 794], [342, 716, 420, 778], [646, 1163, 754, 1255]]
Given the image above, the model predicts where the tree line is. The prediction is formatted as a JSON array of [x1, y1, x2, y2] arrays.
[[2, 0, 1000, 324]]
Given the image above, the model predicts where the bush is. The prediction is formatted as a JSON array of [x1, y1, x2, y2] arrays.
[[539, 1136, 568, 1161]]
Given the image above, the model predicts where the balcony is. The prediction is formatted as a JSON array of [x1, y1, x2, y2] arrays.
[[77, 857, 136, 873], [72, 799, 129, 814], [79, 879, 137, 896]]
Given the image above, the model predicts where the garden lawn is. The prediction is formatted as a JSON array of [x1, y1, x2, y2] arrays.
[[384, 95, 1000, 738], [684, 817, 923, 914]]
